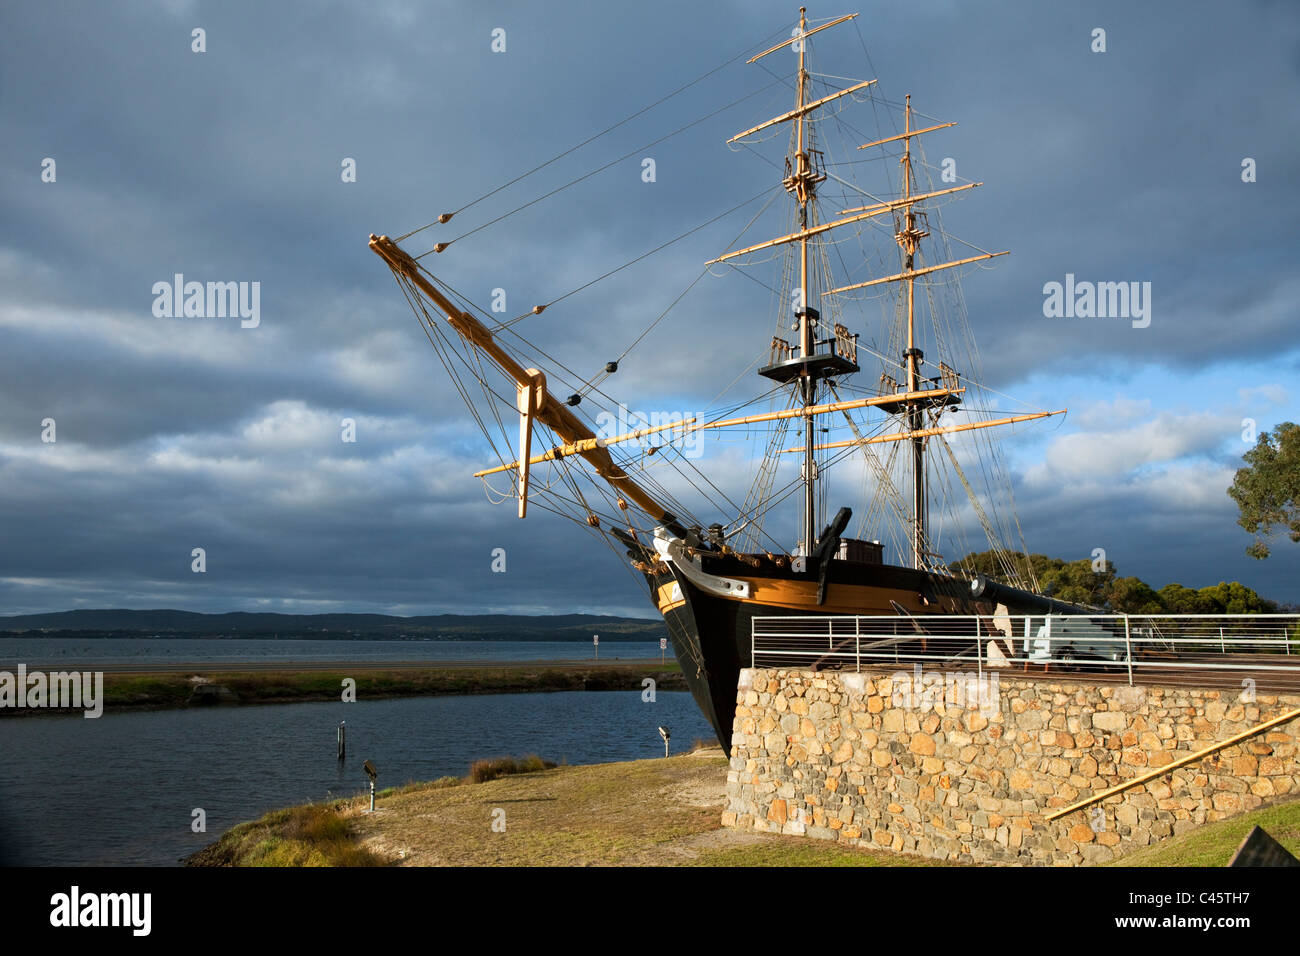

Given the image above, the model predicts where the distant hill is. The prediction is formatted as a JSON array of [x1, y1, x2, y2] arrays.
[[0, 609, 667, 642]]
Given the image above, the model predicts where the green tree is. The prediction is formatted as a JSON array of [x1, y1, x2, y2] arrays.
[[953, 550, 1281, 615], [1228, 421, 1300, 558], [1197, 581, 1278, 615], [1157, 583, 1216, 614], [954, 550, 1061, 587], [1040, 558, 1114, 607], [1109, 576, 1164, 614]]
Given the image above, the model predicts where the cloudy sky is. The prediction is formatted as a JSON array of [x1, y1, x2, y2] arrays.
[[1, 0, 1297, 618]]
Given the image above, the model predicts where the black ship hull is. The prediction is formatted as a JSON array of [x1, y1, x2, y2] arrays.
[[644, 550, 983, 755]]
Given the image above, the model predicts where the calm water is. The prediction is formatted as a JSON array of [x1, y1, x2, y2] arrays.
[[0, 691, 713, 866], [0, 638, 664, 669]]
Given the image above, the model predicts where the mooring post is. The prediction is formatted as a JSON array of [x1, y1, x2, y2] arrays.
[[338, 721, 346, 761]]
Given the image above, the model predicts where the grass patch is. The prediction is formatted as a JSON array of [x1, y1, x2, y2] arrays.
[[1108, 797, 1300, 867], [45, 663, 687, 716], [690, 840, 935, 867], [467, 754, 556, 784], [186, 804, 390, 867]]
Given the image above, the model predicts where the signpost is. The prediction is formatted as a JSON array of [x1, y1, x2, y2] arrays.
[[593, 634, 599, 660], [660, 637, 667, 663]]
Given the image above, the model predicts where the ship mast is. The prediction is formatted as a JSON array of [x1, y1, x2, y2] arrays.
[[899, 95, 927, 570], [720, 8, 866, 555], [794, 7, 817, 555]]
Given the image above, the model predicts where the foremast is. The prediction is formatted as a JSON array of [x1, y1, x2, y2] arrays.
[[792, 7, 819, 558], [722, 7, 869, 556]]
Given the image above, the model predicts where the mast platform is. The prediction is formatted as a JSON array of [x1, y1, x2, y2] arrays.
[[758, 351, 859, 384], [872, 388, 962, 416]]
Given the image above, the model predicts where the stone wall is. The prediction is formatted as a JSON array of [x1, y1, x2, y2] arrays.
[[721, 667, 1300, 865]]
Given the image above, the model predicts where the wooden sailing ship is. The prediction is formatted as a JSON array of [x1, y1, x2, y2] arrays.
[[370, 9, 1076, 753]]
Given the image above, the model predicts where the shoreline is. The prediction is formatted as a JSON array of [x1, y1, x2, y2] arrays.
[[0, 659, 685, 717], [188, 759, 1300, 868], [186, 752, 1300, 867], [185, 751, 930, 867]]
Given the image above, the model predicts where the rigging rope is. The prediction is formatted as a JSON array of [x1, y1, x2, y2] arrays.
[[415, 78, 785, 259], [394, 25, 788, 242]]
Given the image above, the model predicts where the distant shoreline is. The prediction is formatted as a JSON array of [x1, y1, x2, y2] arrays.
[[0, 660, 686, 718]]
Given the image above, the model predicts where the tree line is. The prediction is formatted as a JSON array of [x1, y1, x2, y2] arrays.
[[955, 551, 1289, 615]]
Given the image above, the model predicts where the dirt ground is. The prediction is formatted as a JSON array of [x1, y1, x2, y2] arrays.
[[345, 749, 919, 866]]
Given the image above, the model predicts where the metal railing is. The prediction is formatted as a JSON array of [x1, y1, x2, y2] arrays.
[[750, 614, 1300, 687]]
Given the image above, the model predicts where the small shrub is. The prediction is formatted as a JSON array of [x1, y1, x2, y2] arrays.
[[467, 754, 557, 784]]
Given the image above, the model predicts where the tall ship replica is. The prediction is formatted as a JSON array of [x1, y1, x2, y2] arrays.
[[370, 9, 1076, 752]]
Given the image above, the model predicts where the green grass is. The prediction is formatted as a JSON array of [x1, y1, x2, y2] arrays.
[[186, 804, 390, 867], [43, 662, 685, 714], [1108, 797, 1300, 867], [690, 841, 937, 867]]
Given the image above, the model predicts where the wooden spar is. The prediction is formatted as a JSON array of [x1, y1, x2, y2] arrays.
[[473, 416, 699, 478], [369, 233, 680, 528], [727, 79, 876, 143], [824, 251, 1008, 297], [475, 387, 967, 479], [838, 181, 980, 215], [777, 409, 1066, 454], [515, 369, 544, 518], [698, 387, 963, 430], [857, 122, 955, 151], [707, 183, 981, 266], [746, 12, 858, 63], [1045, 707, 1300, 822]]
